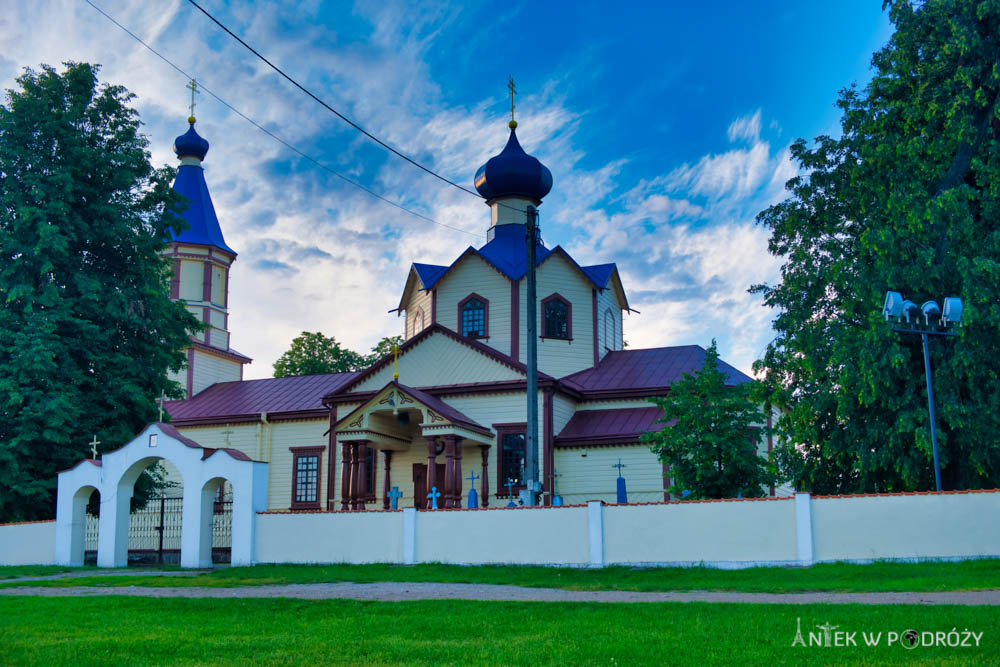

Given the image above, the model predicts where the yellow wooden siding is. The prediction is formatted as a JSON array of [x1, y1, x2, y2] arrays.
[[191, 349, 241, 396], [351, 333, 523, 392], [179, 260, 203, 301], [211, 265, 226, 306], [555, 445, 665, 504], [596, 287, 623, 360], [435, 255, 512, 356], [403, 288, 432, 340], [515, 253, 596, 378], [552, 394, 576, 435]]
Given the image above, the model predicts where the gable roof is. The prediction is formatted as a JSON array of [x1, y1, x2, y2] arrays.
[[555, 407, 668, 447], [560, 345, 753, 397], [334, 380, 489, 435], [326, 322, 552, 399], [166, 372, 358, 424]]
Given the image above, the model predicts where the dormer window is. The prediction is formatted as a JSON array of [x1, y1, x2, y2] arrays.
[[542, 293, 572, 340], [459, 294, 488, 338]]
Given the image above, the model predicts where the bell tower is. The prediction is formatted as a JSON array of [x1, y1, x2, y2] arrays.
[[166, 100, 251, 398]]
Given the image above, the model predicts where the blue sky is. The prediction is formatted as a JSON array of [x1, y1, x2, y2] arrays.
[[2, 1, 893, 379]]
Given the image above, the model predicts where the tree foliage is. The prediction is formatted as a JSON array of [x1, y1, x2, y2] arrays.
[[752, 0, 1000, 493], [366, 335, 404, 366], [273, 331, 367, 376], [641, 341, 775, 499], [0, 63, 200, 521]]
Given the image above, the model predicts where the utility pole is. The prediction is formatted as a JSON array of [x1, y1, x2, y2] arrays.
[[523, 205, 539, 505]]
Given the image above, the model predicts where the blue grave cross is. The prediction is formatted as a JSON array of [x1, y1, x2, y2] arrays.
[[505, 478, 517, 508], [387, 486, 403, 510], [427, 486, 441, 510], [466, 470, 480, 509], [613, 458, 628, 504]]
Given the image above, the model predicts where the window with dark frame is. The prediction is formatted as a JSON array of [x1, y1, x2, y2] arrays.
[[290, 446, 323, 509], [494, 423, 526, 496], [542, 294, 571, 339], [459, 294, 488, 338], [364, 446, 377, 501]]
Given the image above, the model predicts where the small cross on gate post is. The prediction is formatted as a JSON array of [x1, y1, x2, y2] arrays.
[[89, 435, 101, 460], [427, 486, 441, 510], [505, 478, 517, 508], [387, 486, 403, 510]]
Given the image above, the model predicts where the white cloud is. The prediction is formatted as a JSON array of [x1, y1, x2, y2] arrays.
[[727, 109, 762, 143]]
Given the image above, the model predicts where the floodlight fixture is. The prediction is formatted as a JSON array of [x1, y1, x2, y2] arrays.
[[920, 300, 941, 326], [883, 291, 903, 320], [942, 297, 963, 327], [901, 300, 920, 323]]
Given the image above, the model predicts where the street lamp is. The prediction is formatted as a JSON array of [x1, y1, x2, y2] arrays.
[[882, 291, 963, 492]]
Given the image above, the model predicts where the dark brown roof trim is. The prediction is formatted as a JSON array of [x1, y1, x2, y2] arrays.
[[168, 408, 328, 427], [191, 340, 253, 364]]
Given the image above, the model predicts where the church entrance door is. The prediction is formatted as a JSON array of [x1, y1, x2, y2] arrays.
[[412, 463, 446, 509]]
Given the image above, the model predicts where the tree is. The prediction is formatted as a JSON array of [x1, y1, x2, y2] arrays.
[[641, 341, 775, 499], [0, 63, 200, 521], [273, 331, 367, 376], [752, 1, 1000, 493], [366, 335, 404, 366]]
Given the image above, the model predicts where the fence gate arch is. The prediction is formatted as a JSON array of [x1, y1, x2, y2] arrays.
[[55, 423, 268, 568]]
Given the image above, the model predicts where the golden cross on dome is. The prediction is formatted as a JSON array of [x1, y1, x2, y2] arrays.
[[186, 79, 200, 123], [507, 76, 517, 129]]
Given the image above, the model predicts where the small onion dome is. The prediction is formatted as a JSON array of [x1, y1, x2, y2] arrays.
[[474, 129, 552, 203], [173, 122, 210, 161]]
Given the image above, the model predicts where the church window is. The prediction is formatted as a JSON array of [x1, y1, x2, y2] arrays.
[[604, 308, 615, 350], [412, 308, 425, 337], [458, 294, 489, 338], [290, 446, 323, 509], [541, 294, 571, 340], [494, 423, 526, 496]]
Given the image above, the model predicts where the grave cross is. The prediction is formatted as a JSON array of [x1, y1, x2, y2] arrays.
[[157, 389, 165, 422], [466, 470, 481, 509], [427, 486, 441, 510], [613, 458, 628, 504], [387, 486, 403, 510], [89, 435, 101, 459], [613, 458, 626, 476], [221, 424, 234, 447], [466, 470, 479, 486], [505, 478, 517, 508]]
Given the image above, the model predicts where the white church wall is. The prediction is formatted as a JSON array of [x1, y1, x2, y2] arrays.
[[810, 491, 1000, 561], [0, 521, 56, 565], [254, 510, 403, 564], [190, 349, 241, 396], [556, 445, 665, 504], [435, 255, 512, 355], [416, 505, 590, 565], [352, 334, 523, 393]]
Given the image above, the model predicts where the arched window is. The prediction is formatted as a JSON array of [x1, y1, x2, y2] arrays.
[[604, 308, 615, 350], [458, 294, 488, 338], [411, 308, 425, 337], [541, 293, 572, 340]]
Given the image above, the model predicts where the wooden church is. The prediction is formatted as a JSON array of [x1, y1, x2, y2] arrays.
[[162, 113, 761, 512]]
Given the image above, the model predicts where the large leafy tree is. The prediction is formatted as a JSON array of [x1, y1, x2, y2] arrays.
[[752, 0, 1000, 493], [273, 331, 367, 376], [642, 341, 775, 499], [366, 335, 404, 366], [0, 63, 200, 521]]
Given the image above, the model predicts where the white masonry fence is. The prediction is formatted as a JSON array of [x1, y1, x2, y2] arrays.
[[2, 489, 999, 567]]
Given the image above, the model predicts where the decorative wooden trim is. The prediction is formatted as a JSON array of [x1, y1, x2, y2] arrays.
[[340, 441, 351, 510], [541, 293, 572, 341], [510, 279, 520, 361], [479, 445, 490, 507], [493, 422, 527, 498], [365, 445, 377, 504], [425, 436, 439, 499], [290, 445, 324, 510], [592, 289, 599, 367], [458, 292, 490, 339]]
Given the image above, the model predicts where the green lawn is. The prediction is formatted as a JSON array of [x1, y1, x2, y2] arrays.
[[0, 596, 994, 665], [0, 565, 76, 579], [1, 559, 998, 592]]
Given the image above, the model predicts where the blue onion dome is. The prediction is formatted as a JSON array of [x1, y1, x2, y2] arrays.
[[173, 121, 210, 161], [474, 129, 553, 203]]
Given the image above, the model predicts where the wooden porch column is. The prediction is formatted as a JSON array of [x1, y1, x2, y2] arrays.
[[425, 437, 438, 504], [480, 445, 490, 507], [443, 436, 456, 508], [340, 441, 352, 511], [382, 450, 393, 510], [356, 441, 369, 509], [447, 436, 463, 508]]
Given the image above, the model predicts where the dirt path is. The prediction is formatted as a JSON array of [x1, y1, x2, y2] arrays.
[[2, 581, 999, 605]]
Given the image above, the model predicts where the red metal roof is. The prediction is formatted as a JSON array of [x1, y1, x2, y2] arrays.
[[560, 345, 752, 396], [166, 372, 358, 423], [555, 407, 669, 447]]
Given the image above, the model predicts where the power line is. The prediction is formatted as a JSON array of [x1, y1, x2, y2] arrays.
[[84, 0, 480, 239], [185, 0, 483, 199]]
